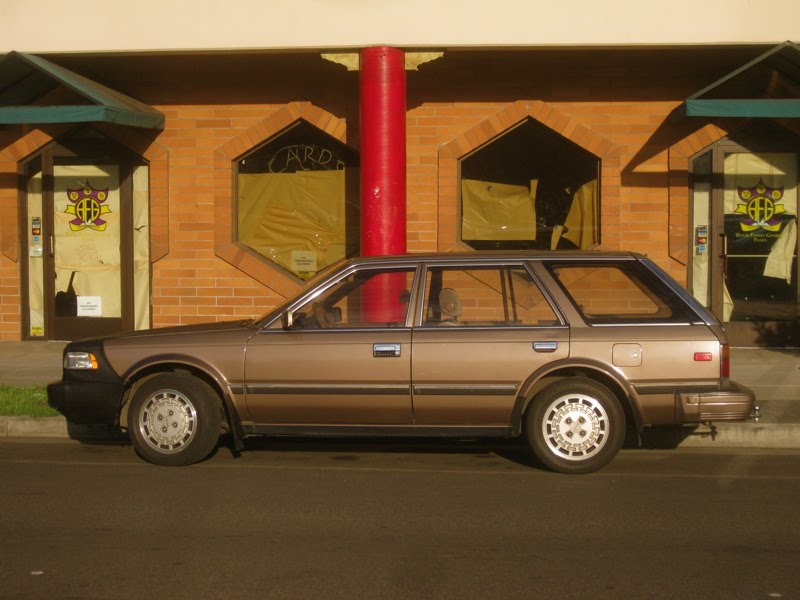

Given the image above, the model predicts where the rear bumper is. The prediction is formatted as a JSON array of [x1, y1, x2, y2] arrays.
[[47, 381, 125, 425], [676, 381, 755, 423]]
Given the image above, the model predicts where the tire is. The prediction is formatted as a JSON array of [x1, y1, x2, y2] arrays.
[[526, 378, 625, 474], [128, 373, 222, 466]]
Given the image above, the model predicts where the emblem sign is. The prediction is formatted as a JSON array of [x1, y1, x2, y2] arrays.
[[734, 179, 786, 232], [65, 182, 111, 231]]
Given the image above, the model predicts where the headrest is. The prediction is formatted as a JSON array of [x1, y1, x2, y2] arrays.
[[439, 288, 463, 318]]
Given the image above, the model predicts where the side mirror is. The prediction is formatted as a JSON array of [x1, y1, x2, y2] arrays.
[[282, 311, 294, 330]]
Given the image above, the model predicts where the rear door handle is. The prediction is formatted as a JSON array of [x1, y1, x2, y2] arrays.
[[533, 341, 558, 352], [374, 343, 401, 358]]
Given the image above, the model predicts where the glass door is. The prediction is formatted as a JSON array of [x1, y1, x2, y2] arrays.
[[50, 159, 132, 340], [692, 144, 799, 346], [22, 131, 151, 341]]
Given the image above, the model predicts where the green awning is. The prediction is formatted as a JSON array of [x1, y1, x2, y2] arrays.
[[681, 41, 800, 119], [684, 99, 800, 118], [0, 51, 164, 129]]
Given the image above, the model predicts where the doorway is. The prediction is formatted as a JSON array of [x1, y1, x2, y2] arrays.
[[22, 132, 150, 340], [690, 132, 799, 346]]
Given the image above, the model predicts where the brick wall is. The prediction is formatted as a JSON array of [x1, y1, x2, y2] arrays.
[[150, 104, 284, 328], [0, 48, 767, 340]]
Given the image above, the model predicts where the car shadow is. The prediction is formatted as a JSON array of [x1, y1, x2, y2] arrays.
[[65, 422, 130, 445], [639, 425, 711, 449], [233, 435, 549, 470]]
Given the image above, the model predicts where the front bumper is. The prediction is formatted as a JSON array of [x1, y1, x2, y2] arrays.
[[47, 340, 126, 426], [676, 380, 755, 423], [47, 381, 125, 425]]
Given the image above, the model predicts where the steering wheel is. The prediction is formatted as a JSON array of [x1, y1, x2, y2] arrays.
[[312, 302, 334, 328]]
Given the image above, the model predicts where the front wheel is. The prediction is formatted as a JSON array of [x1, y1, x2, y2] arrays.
[[128, 373, 222, 466], [526, 379, 625, 474]]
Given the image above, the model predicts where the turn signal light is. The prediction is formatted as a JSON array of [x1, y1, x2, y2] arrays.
[[693, 352, 713, 361]]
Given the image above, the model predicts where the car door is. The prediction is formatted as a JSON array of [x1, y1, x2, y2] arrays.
[[244, 266, 417, 425], [411, 263, 569, 426]]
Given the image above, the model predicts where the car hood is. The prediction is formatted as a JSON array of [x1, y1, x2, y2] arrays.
[[107, 319, 256, 341], [96, 320, 258, 380]]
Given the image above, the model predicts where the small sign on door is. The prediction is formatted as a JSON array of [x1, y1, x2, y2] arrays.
[[77, 296, 102, 317], [30, 216, 43, 257]]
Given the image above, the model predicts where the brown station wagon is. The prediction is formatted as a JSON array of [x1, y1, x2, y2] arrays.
[[48, 251, 755, 473]]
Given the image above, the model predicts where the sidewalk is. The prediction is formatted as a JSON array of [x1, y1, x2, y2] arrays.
[[672, 347, 800, 449], [0, 342, 798, 448]]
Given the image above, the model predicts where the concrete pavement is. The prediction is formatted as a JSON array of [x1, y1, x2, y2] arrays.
[[0, 341, 798, 448]]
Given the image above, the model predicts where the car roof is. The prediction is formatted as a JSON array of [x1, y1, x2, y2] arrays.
[[343, 250, 645, 267]]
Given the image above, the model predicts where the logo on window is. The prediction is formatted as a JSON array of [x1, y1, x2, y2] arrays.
[[734, 179, 786, 232], [65, 182, 111, 232]]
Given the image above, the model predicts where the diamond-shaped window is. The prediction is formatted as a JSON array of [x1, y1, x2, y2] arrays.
[[236, 119, 359, 280]]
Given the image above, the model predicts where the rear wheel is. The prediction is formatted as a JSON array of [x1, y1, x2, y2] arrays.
[[128, 373, 221, 466], [526, 378, 625, 474]]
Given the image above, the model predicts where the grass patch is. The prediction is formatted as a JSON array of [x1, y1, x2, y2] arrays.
[[0, 385, 60, 417]]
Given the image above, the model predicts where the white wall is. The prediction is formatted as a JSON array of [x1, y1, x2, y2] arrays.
[[2, 0, 798, 54]]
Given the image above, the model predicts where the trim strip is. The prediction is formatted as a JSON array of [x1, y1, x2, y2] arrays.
[[242, 424, 513, 438], [634, 384, 719, 395], [412, 384, 518, 396], [246, 383, 410, 395]]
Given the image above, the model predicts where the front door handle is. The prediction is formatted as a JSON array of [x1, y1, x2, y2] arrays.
[[533, 341, 558, 352], [374, 343, 401, 358]]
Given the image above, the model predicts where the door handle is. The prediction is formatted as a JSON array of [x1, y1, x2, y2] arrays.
[[533, 341, 558, 352], [373, 343, 401, 358], [719, 233, 728, 278]]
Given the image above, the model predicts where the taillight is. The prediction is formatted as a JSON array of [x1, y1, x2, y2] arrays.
[[720, 343, 730, 378]]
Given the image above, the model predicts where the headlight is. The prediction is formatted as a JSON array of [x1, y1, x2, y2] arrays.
[[64, 352, 99, 370]]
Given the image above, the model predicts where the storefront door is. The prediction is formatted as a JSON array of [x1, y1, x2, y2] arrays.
[[691, 143, 799, 346], [50, 159, 132, 340], [23, 135, 148, 341]]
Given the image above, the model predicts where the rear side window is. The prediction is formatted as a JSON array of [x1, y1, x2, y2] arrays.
[[547, 262, 689, 324], [421, 265, 560, 327]]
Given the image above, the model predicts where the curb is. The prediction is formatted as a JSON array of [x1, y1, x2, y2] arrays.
[[0, 416, 123, 440], [2, 416, 800, 449], [0, 416, 68, 438]]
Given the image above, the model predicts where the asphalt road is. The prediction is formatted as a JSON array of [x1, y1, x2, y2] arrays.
[[1, 438, 799, 600]]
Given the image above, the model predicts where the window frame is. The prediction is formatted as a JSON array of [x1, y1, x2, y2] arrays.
[[262, 262, 423, 332], [543, 260, 697, 326], [415, 262, 566, 329]]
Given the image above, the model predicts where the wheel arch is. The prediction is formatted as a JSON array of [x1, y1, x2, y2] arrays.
[[511, 358, 643, 441], [118, 357, 245, 449]]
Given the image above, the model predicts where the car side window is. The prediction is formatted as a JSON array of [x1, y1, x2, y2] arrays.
[[548, 262, 688, 324], [421, 265, 559, 327], [292, 268, 416, 329]]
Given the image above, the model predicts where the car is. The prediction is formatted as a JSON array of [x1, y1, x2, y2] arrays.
[[48, 251, 755, 473]]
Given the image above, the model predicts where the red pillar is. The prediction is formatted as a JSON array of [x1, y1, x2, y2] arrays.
[[359, 47, 407, 323], [359, 46, 406, 257]]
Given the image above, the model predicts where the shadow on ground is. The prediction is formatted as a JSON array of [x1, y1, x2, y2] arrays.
[[639, 425, 724, 449], [63, 426, 731, 468], [66, 422, 129, 445]]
